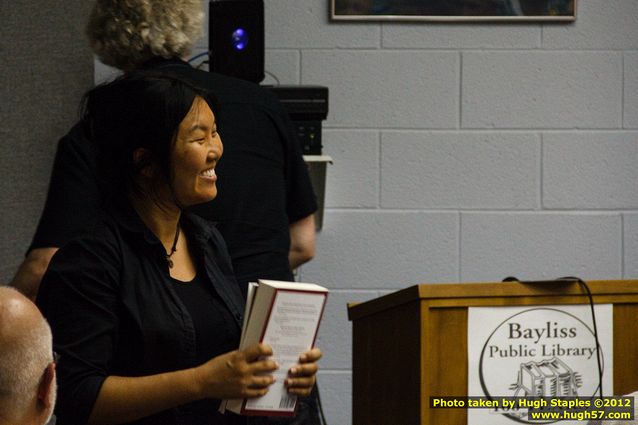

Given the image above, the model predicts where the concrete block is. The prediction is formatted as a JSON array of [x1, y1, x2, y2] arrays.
[[625, 52, 638, 129], [316, 291, 379, 369], [302, 211, 459, 289], [264, 50, 300, 85], [461, 213, 622, 282], [381, 131, 540, 209], [266, 0, 380, 48], [316, 372, 352, 425], [543, 132, 638, 209], [462, 51, 622, 129], [303, 50, 458, 128], [324, 130, 379, 208], [383, 23, 540, 49], [543, 0, 638, 50], [625, 214, 638, 278]]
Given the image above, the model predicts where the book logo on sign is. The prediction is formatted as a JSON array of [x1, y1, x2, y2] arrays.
[[478, 308, 602, 424], [510, 356, 581, 399]]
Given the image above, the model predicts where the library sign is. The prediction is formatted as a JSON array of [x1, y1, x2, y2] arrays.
[[467, 305, 613, 425]]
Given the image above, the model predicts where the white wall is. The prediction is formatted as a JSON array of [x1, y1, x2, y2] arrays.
[[201, 1, 638, 423]]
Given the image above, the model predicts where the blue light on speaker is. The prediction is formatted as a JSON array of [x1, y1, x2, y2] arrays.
[[231, 28, 248, 51]]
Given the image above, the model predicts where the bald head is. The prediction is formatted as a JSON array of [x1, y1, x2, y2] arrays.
[[0, 286, 55, 424], [0, 286, 47, 342]]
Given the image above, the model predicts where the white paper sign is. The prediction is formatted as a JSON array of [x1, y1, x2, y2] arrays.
[[468, 305, 613, 425]]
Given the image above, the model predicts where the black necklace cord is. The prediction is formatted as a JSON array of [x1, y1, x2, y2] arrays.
[[165, 224, 180, 268]]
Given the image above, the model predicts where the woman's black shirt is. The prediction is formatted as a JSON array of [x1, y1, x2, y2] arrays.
[[171, 270, 240, 423], [36, 201, 246, 425]]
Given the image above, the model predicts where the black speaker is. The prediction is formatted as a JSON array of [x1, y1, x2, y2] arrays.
[[209, 0, 264, 83]]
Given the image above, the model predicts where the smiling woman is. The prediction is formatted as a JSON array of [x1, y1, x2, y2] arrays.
[[83, 73, 218, 209], [35, 72, 322, 425], [172, 96, 223, 207]]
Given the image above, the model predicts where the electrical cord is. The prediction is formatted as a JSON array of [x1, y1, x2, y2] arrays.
[[188, 51, 209, 63], [187, 52, 281, 86], [263, 70, 280, 85], [187, 51, 210, 71], [562, 276, 604, 399], [502, 276, 604, 398]]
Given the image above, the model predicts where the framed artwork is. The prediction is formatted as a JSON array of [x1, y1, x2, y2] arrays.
[[331, 0, 576, 22]]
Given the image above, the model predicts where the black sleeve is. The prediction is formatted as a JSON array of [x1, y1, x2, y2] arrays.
[[36, 235, 121, 425], [29, 123, 101, 251], [269, 97, 318, 224]]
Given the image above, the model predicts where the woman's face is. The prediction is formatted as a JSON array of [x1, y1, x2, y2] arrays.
[[171, 96, 223, 207]]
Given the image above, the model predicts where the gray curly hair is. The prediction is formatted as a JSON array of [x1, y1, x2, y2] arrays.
[[87, 0, 204, 71]]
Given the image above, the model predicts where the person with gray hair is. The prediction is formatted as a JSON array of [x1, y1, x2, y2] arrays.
[[86, 0, 205, 71], [0, 286, 56, 425]]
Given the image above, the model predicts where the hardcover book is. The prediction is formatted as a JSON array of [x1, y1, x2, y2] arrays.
[[223, 279, 328, 416]]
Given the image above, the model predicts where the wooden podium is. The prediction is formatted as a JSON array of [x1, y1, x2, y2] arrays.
[[347, 280, 638, 425]]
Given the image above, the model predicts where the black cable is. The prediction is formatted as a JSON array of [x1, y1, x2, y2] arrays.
[[186, 51, 210, 71], [502, 276, 604, 398], [187, 51, 209, 63], [561, 276, 604, 399], [263, 70, 280, 85], [502, 276, 519, 282]]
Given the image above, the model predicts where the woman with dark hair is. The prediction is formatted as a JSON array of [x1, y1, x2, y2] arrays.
[[36, 73, 321, 425]]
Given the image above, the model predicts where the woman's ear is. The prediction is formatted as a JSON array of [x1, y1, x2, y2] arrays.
[[133, 148, 153, 178]]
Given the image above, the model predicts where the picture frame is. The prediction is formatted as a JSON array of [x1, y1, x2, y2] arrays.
[[331, 0, 576, 22]]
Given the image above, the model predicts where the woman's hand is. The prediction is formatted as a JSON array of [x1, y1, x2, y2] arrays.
[[285, 347, 322, 397], [194, 343, 278, 400]]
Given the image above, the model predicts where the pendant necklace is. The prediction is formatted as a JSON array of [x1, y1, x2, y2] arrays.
[[166, 225, 180, 268]]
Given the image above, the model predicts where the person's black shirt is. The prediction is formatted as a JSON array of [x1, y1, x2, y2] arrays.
[[37, 201, 246, 425]]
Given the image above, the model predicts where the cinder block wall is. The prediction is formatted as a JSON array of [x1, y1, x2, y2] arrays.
[[158, 1, 636, 423]]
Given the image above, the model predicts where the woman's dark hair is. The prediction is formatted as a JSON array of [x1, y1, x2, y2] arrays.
[[82, 71, 215, 203]]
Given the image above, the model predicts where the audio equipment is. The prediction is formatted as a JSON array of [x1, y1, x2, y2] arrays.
[[265, 85, 329, 155]]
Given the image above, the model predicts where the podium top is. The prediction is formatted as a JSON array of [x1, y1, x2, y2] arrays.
[[347, 280, 638, 321]]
